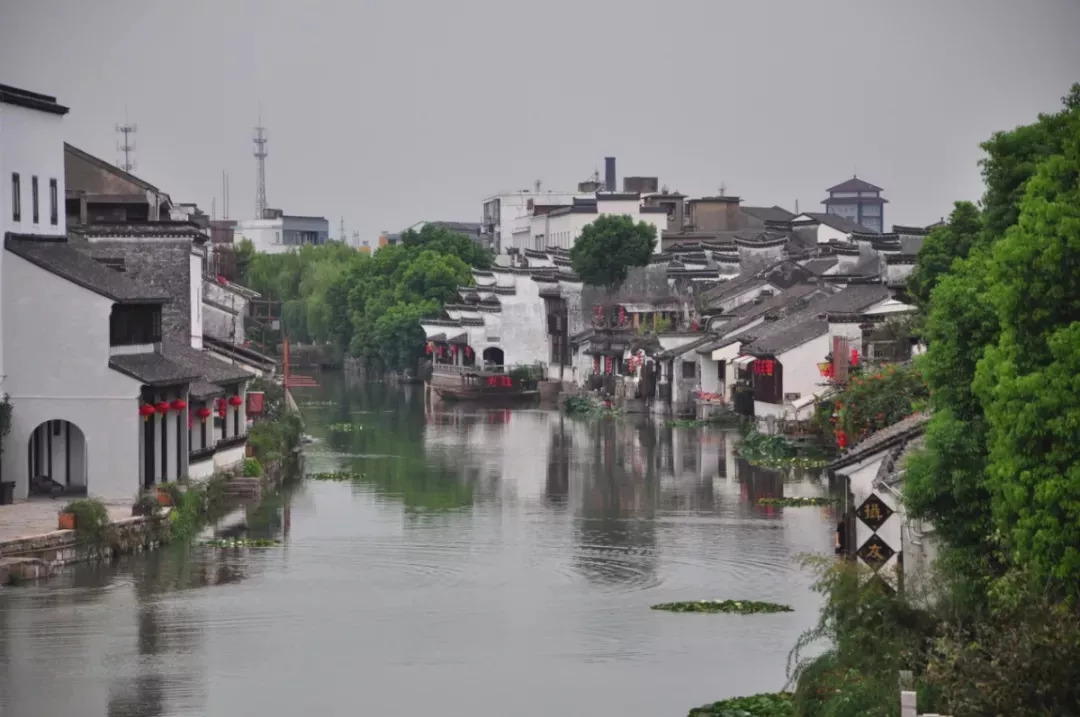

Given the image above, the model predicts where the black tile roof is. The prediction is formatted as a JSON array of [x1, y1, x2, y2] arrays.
[[5, 235, 170, 304], [742, 205, 796, 223], [188, 380, 225, 400], [656, 333, 718, 359], [109, 352, 198, 386], [826, 177, 883, 194], [162, 340, 253, 386], [740, 284, 889, 356], [798, 212, 878, 235], [0, 83, 69, 115], [828, 412, 930, 471], [71, 222, 208, 242]]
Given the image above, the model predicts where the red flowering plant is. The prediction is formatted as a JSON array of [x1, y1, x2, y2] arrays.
[[815, 363, 928, 449]]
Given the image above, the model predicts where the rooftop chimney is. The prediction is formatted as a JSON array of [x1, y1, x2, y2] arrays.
[[604, 157, 616, 192]]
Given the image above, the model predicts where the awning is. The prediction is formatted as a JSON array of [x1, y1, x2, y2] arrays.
[[711, 342, 742, 362], [447, 333, 469, 345], [426, 332, 447, 342], [734, 355, 755, 368]]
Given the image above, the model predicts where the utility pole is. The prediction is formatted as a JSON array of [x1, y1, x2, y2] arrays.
[[116, 111, 137, 173], [253, 115, 268, 219]]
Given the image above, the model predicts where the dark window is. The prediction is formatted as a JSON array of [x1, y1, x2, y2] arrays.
[[109, 304, 162, 346], [681, 360, 696, 379], [49, 178, 58, 225], [95, 257, 127, 273], [31, 176, 39, 223], [11, 173, 20, 221], [717, 360, 725, 381]]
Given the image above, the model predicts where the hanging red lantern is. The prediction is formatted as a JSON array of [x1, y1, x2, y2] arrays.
[[465, 346, 472, 358], [850, 348, 860, 367], [216, 398, 226, 418], [425, 342, 433, 355], [171, 399, 187, 412], [228, 395, 243, 407], [196, 407, 212, 422], [139, 403, 157, 421], [155, 401, 171, 414]]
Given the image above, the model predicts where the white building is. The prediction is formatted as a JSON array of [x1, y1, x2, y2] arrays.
[[0, 84, 251, 502], [522, 193, 669, 252], [235, 212, 330, 254], [483, 189, 590, 253]]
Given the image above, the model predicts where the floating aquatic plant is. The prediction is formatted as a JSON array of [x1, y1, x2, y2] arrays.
[[307, 471, 365, 482], [651, 600, 793, 614], [202, 538, 281, 548], [327, 423, 357, 433], [756, 497, 834, 507]]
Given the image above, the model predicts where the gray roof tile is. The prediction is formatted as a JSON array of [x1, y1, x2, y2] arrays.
[[5, 235, 169, 303], [109, 352, 198, 386], [162, 340, 254, 386]]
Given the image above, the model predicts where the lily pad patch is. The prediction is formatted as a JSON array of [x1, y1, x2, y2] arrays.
[[651, 600, 793, 614], [307, 471, 365, 482], [202, 538, 282, 548], [756, 497, 833, 507]]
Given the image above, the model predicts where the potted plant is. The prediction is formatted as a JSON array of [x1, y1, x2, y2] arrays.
[[156, 483, 183, 507], [58, 498, 109, 536]]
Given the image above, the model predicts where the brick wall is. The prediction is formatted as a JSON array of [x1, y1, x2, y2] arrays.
[[77, 239, 193, 344]]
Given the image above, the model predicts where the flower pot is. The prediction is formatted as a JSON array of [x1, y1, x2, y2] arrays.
[[58, 511, 76, 531], [156, 488, 171, 506]]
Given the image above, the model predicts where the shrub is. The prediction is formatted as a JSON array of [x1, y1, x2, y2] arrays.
[[243, 457, 263, 477], [62, 498, 110, 541], [131, 493, 161, 518]]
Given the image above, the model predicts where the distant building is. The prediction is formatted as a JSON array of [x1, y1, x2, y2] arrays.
[[235, 209, 330, 254], [378, 220, 491, 251], [483, 189, 589, 252], [822, 177, 886, 234]]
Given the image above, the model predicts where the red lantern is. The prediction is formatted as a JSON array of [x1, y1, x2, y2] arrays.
[[850, 348, 860, 367], [465, 346, 472, 358], [171, 399, 187, 412], [228, 395, 243, 407], [196, 407, 212, 422], [836, 430, 848, 449], [216, 398, 226, 418], [139, 403, 156, 421], [155, 401, 170, 414], [425, 342, 433, 355]]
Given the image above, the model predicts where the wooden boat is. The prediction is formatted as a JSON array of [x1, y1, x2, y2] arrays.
[[429, 370, 540, 403]]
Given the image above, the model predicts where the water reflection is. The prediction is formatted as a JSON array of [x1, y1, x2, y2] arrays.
[[1, 376, 837, 717]]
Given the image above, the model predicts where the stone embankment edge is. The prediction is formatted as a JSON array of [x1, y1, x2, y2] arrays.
[[0, 511, 171, 585]]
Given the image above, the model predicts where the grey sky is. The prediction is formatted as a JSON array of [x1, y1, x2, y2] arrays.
[[2, 0, 1078, 243]]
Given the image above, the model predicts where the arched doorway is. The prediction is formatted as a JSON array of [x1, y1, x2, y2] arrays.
[[27, 420, 87, 496], [482, 347, 504, 369]]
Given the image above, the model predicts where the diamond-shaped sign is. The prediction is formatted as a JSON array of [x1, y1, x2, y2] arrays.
[[856, 493, 893, 532], [856, 533, 895, 570]]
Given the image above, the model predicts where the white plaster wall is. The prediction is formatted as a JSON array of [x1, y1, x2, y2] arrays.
[[203, 281, 250, 345], [235, 220, 283, 253], [189, 250, 203, 349], [496, 275, 549, 367], [776, 334, 830, 403], [214, 443, 245, 471], [886, 262, 913, 283], [698, 355, 720, 395], [2, 253, 143, 500], [714, 283, 781, 314], [0, 103, 67, 384], [188, 456, 215, 480], [845, 453, 902, 582]]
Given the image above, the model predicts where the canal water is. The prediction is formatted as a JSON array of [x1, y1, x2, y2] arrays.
[[0, 373, 835, 717]]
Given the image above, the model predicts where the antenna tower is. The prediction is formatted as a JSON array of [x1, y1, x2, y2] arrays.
[[253, 120, 268, 219], [339, 217, 347, 242], [116, 117, 137, 173]]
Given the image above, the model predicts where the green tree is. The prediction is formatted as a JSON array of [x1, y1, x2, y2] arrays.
[[400, 223, 492, 269], [974, 116, 1080, 588], [569, 214, 657, 289], [907, 201, 982, 308]]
